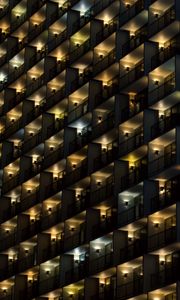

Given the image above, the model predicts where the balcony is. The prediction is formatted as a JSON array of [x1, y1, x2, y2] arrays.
[[120, 159, 148, 192], [148, 6, 175, 37], [93, 143, 119, 171], [69, 39, 91, 64], [149, 73, 175, 105], [1, 117, 23, 141], [151, 35, 180, 70], [64, 159, 88, 187], [119, 130, 144, 157], [0, 229, 16, 252], [68, 98, 88, 124], [151, 104, 180, 139], [67, 191, 90, 218], [148, 220, 176, 252], [41, 204, 62, 230], [118, 229, 147, 263], [47, 28, 67, 52], [92, 48, 116, 76], [121, 25, 147, 57], [64, 226, 86, 252], [119, 0, 144, 27], [89, 250, 113, 275], [65, 260, 88, 285], [90, 175, 114, 206], [119, 60, 144, 90], [121, 89, 148, 122], [151, 252, 180, 290], [45, 170, 65, 198], [118, 200, 144, 227], [150, 176, 180, 213], [91, 209, 117, 238], [116, 277, 143, 300], [42, 143, 64, 169], [91, 111, 115, 139], [148, 142, 176, 177]]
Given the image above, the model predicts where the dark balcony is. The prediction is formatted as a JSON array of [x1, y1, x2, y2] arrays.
[[0, 229, 17, 252], [38, 267, 60, 296], [151, 252, 180, 290], [93, 143, 119, 172], [121, 89, 148, 122], [65, 260, 88, 285], [90, 175, 114, 206], [1, 117, 23, 141], [151, 35, 180, 70], [119, 130, 144, 157], [42, 143, 64, 169], [148, 218, 176, 252], [64, 158, 88, 186], [91, 287, 115, 300], [150, 175, 180, 213], [69, 39, 91, 64], [2, 172, 20, 194], [47, 28, 67, 52], [91, 209, 117, 238], [93, 48, 116, 76], [10, 13, 27, 32], [116, 277, 143, 300], [67, 191, 90, 218], [151, 104, 180, 139], [20, 187, 40, 212], [26, 74, 44, 97], [118, 229, 147, 264], [45, 170, 65, 198], [119, 0, 144, 27], [148, 142, 176, 177], [149, 73, 175, 105], [118, 201, 144, 227], [89, 250, 113, 275], [41, 205, 62, 230], [64, 226, 86, 252], [119, 60, 144, 90], [91, 111, 115, 139], [120, 159, 148, 192], [68, 98, 88, 124], [148, 6, 175, 37], [121, 25, 147, 57]]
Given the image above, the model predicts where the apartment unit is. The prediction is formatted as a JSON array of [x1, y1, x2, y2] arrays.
[[0, 0, 179, 299]]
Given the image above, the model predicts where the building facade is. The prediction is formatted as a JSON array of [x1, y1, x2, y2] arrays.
[[0, 0, 179, 299]]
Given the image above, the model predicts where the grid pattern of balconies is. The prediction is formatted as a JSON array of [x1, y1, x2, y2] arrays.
[[0, 0, 180, 299]]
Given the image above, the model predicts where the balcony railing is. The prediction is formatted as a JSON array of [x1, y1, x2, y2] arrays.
[[119, 0, 144, 26], [93, 48, 116, 76], [121, 89, 148, 122], [148, 225, 176, 252], [120, 161, 148, 192], [151, 254, 180, 290], [149, 6, 175, 37], [148, 142, 176, 176], [119, 60, 144, 90], [149, 73, 175, 105], [116, 277, 143, 300], [91, 111, 115, 139], [151, 35, 180, 70], [151, 104, 180, 139], [118, 233, 147, 263], [118, 202, 144, 227], [68, 98, 88, 124], [119, 130, 144, 157], [150, 175, 180, 212], [90, 175, 114, 206], [121, 25, 147, 57]]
